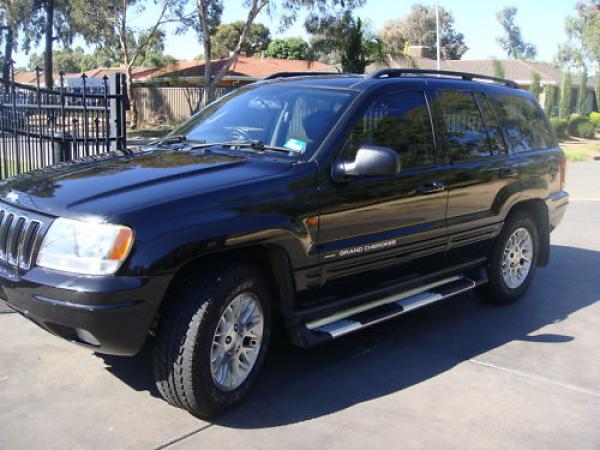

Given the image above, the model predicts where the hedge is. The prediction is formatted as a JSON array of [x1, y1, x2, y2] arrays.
[[550, 117, 569, 139], [568, 114, 596, 139], [588, 112, 600, 128]]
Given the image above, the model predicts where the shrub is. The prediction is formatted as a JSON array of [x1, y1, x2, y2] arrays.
[[559, 71, 572, 119], [550, 117, 569, 139], [588, 111, 600, 128], [568, 114, 596, 139], [543, 85, 556, 116]]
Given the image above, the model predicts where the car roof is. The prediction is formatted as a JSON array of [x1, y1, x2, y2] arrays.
[[257, 71, 526, 96]]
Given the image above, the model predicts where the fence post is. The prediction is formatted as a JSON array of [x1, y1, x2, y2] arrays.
[[108, 72, 127, 151]]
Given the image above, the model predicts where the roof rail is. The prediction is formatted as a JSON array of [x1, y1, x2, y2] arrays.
[[264, 71, 341, 80], [368, 68, 520, 89]]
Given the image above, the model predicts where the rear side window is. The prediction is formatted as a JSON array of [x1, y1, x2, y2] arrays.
[[342, 91, 435, 169], [474, 92, 506, 156], [489, 92, 555, 152], [436, 90, 491, 160]]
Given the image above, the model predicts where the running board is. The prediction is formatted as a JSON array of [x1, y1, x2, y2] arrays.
[[303, 274, 484, 342]]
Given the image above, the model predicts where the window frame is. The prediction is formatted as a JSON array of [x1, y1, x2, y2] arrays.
[[334, 88, 439, 175], [473, 91, 509, 157]]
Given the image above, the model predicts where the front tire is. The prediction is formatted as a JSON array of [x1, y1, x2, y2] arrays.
[[152, 263, 271, 418], [481, 212, 539, 304]]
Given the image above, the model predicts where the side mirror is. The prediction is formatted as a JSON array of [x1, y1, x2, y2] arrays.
[[333, 145, 401, 181]]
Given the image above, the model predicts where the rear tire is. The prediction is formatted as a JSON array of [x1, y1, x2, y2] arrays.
[[152, 262, 271, 418], [480, 211, 539, 304]]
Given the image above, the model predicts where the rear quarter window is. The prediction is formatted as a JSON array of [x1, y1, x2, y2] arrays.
[[489, 92, 556, 153]]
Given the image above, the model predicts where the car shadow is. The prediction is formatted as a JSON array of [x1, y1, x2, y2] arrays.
[[97, 244, 599, 427]]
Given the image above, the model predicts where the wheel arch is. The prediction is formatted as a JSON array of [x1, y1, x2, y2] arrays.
[[505, 198, 550, 267], [149, 244, 297, 336]]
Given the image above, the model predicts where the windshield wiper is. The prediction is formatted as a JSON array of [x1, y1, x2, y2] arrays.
[[158, 134, 187, 145], [190, 140, 300, 155], [157, 135, 206, 147]]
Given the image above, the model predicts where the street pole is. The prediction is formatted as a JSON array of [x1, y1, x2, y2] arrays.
[[436, 1, 441, 71]]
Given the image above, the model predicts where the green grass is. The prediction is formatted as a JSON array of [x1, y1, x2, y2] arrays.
[[559, 136, 600, 162]]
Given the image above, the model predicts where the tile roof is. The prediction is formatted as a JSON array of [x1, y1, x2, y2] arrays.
[[133, 56, 336, 80], [13, 68, 147, 87], [83, 66, 147, 78], [378, 57, 598, 88]]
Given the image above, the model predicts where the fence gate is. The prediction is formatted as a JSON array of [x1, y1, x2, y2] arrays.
[[0, 63, 127, 180]]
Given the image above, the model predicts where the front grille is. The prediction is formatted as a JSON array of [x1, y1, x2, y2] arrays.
[[0, 203, 48, 270]]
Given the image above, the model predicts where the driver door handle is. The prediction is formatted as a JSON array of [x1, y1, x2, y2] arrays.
[[498, 167, 519, 179], [416, 181, 446, 195]]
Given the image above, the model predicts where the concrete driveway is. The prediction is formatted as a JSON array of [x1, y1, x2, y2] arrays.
[[1, 163, 599, 450]]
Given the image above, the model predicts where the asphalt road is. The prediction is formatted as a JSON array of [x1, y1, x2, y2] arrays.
[[1, 162, 599, 450]]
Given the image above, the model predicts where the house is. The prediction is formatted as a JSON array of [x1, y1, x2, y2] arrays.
[[12, 66, 147, 89], [374, 46, 599, 114], [131, 55, 337, 86]]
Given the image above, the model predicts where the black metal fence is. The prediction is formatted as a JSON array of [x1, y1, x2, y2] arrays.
[[0, 62, 127, 180]]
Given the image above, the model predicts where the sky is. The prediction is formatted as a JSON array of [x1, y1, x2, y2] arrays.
[[13, 0, 577, 68]]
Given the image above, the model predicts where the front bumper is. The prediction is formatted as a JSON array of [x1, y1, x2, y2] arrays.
[[0, 265, 172, 356]]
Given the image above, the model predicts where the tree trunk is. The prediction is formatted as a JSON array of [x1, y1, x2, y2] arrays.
[[44, 0, 55, 88], [126, 68, 138, 129], [202, 35, 212, 108], [2, 27, 14, 81], [205, 0, 266, 100]]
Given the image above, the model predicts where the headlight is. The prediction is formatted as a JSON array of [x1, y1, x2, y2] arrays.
[[36, 218, 134, 275]]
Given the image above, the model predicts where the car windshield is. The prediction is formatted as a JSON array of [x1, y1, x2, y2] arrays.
[[168, 84, 356, 157]]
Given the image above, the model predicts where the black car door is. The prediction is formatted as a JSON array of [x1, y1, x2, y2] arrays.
[[430, 88, 521, 259], [315, 87, 451, 299]]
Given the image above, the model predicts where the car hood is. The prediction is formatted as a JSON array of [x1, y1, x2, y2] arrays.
[[0, 148, 292, 219]]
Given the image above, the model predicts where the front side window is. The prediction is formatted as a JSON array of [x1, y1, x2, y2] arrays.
[[340, 91, 435, 169], [436, 90, 491, 161], [489, 92, 556, 153], [170, 85, 355, 157]]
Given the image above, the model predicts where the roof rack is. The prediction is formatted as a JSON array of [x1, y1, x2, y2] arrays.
[[368, 68, 520, 89], [264, 71, 341, 80]]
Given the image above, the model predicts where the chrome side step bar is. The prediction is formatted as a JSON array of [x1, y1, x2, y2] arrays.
[[306, 276, 481, 339]]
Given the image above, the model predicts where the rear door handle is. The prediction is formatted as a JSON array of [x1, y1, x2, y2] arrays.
[[416, 181, 446, 194], [498, 167, 519, 179]]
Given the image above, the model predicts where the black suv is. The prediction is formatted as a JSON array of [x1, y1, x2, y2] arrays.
[[0, 69, 568, 417]]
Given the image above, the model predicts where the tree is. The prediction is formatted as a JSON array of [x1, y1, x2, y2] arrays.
[[266, 37, 310, 60], [212, 21, 270, 58], [529, 71, 541, 100], [18, 0, 75, 88], [310, 12, 389, 73], [578, 69, 588, 113], [496, 6, 537, 60], [574, 1, 600, 68], [379, 4, 468, 60], [596, 73, 600, 112], [543, 85, 556, 116], [559, 71, 573, 119], [70, 0, 183, 128], [1, 0, 36, 81], [29, 47, 88, 72], [183, 0, 365, 107], [492, 59, 505, 78], [557, 2, 600, 72], [28, 45, 170, 72]]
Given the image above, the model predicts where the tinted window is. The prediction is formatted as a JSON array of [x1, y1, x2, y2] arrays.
[[437, 90, 491, 160], [489, 92, 555, 152], [341, 91, 434, 169], [474, 92, 506, 156]]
